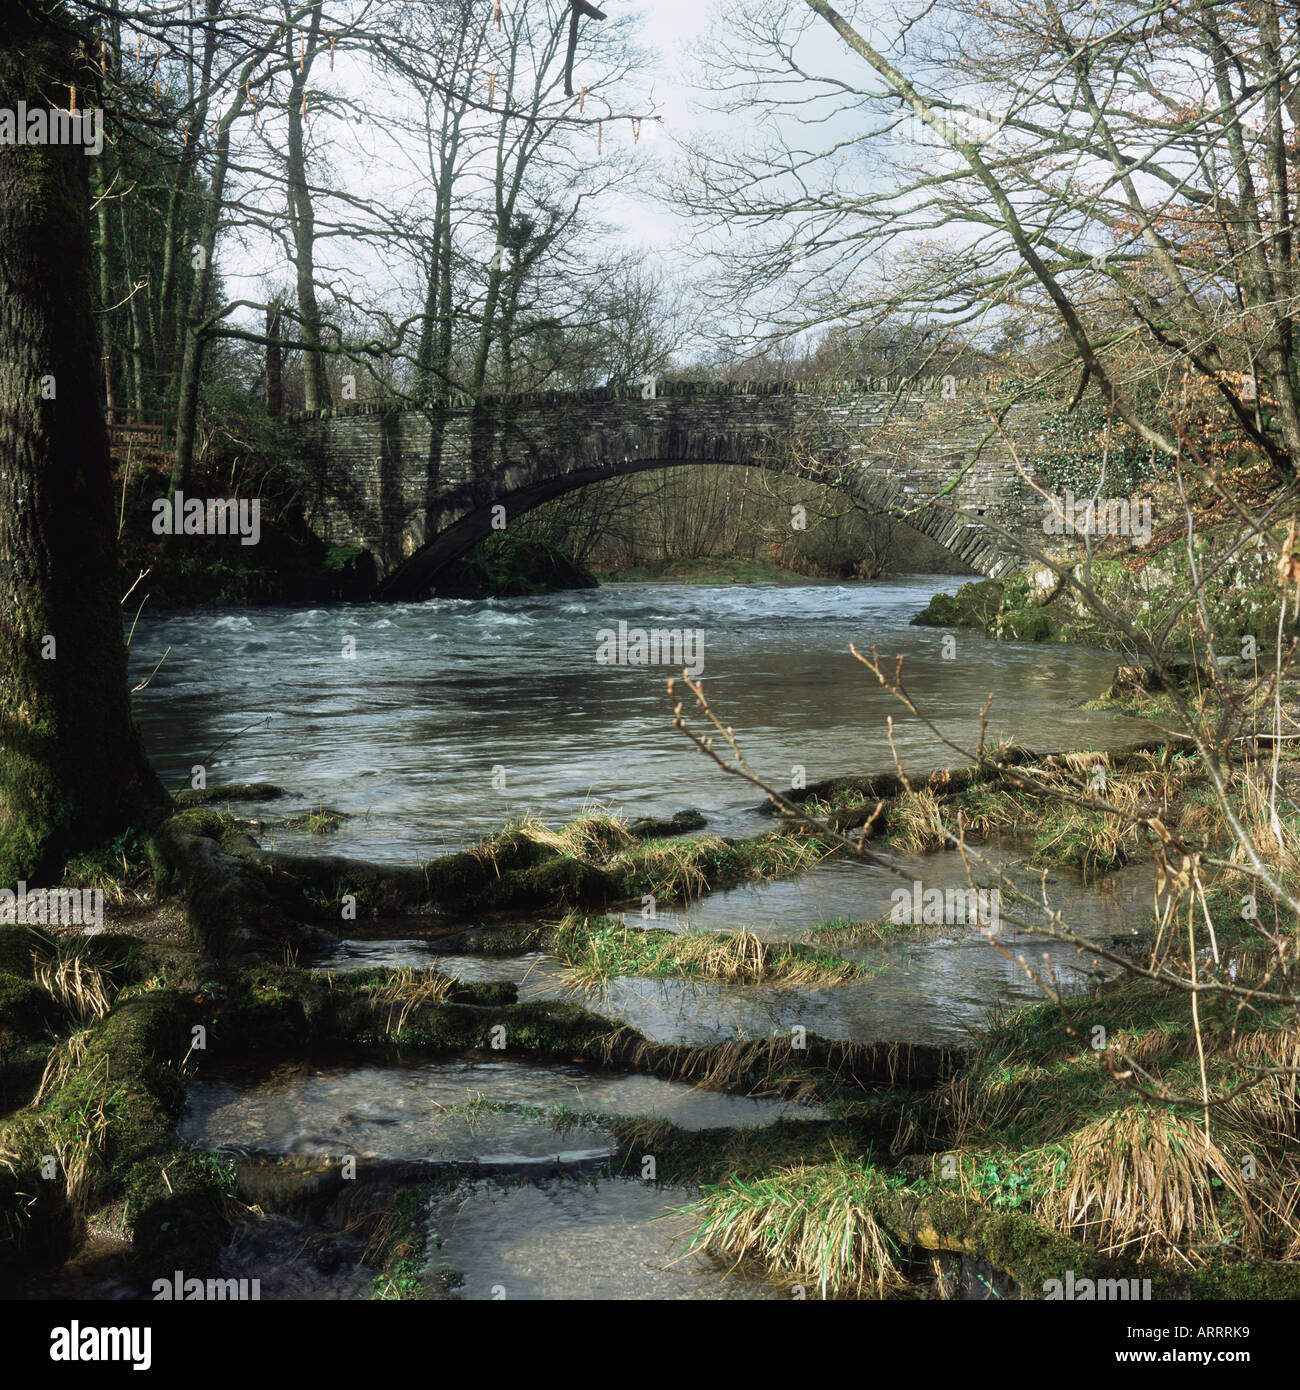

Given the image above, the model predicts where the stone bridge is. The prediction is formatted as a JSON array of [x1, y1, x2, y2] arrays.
[[287, 377, 1046, 596]]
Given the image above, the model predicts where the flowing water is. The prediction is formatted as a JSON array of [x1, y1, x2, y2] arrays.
[[129, 576, 1147, 862], [425, 1178, 779, 1300], [146, 576, 1155, 1297], [180, 1057, 826, 1165], [310, 848, 1159, 1044]]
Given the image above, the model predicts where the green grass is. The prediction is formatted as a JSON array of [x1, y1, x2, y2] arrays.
[[800, 914, 927, 947], [551, 913, 865, 986]]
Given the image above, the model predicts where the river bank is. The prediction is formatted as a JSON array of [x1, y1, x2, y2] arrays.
[[3, 722, 1296, 1300], [911, 523, 1297, 655], [6, 572, 1294, 1301]]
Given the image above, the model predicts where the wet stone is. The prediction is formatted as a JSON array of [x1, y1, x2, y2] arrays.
[[216, 1213, 374, 1300]]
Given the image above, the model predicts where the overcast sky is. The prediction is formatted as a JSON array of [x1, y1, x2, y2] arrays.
[[215, 0, 899, 357]]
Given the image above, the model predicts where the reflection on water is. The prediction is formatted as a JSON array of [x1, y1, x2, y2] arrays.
[[427, 1178, 779, 1300], [313, 938, 551, 982], [311, 848, 1158, 1045], [518, 956, 1087, 1048], [309, 938, 1106, 1048], [649, 847, 1160, 940], [180, 1058, 825, 1165], [129, 577, 1146, 862], [564, 850, 1155, 1043]]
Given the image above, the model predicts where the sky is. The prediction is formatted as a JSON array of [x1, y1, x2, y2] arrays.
[[212, 0, 911, 360], [598, 0, 871, 256]]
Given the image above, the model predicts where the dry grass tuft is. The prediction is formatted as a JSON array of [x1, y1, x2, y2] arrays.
[[1061, 751, 1112, 775], [1221, 1029, 1300, 1144], [365, 967, 455, 1036], [886, 789, 947, 853], [1228, 763, 1300, 872], [1048, 1109, 1269, 1260], [514, 811, 633, 863], [938, 1066, 1027, 1144], [31, 941, 114, 1023], [34, 1031, 90, 1106], [689, 1161, 908, 1298], [596, 1028, 928, 1106]]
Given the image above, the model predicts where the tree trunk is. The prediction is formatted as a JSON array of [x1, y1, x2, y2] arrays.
[[415, 249, 441, 404], [120, 198, 147, 413], [266, 303, 283, 419], [0, 2, 169, 885], [169, 109, 234, 495], [92, 156, 117, 424], [158, 0, 219, 396], [284, 3, 330, 412]]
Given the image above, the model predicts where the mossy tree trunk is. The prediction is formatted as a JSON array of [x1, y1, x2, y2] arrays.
[[0, 1, 170, 885]]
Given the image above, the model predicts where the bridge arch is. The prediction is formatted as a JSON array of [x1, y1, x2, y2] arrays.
[[288, 379, 1041, 597], [395, 452, 991, 597]]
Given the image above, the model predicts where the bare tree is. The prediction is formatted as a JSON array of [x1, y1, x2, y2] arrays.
[[678, 0, 1300, 477]]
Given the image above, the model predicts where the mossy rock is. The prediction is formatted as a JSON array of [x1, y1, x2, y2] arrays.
[[105, 938, 202, 992], [909, 592, 962, 628], [1095, 658, 1216, 705], [121, 1152, 228, 1272], [478, 856, 618, 910], [438, 923, 555, 955], [1180, 1261, 1300, 1300], [331, 996, 624, 1052], [473, 998, 623, 1052], [0, 924, 53, 978], [626, 809, 708, 838], [447, 980, 516, 1007], [994, 608, 1055, 642], [911, 580, 1004, 629], [175, 783, 285, 807], [611, 1115, 846, 1185], [149, 812, 290, 957], [0, 970, 65, 1039], [204, 964, 332, 1051], [872, 1187, 1142, 1297], [0, 992, 194, 1274], [0, 1104, 78, 1282], [76, 997, 191, 1167], [0, 1040, 49, 1112]]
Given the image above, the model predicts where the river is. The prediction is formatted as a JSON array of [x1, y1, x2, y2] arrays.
[[128, 574, 1148, 864], [132, 575, 1162, 1297]]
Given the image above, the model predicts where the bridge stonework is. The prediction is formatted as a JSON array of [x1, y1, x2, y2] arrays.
[[287, 379, 1045, 596]]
